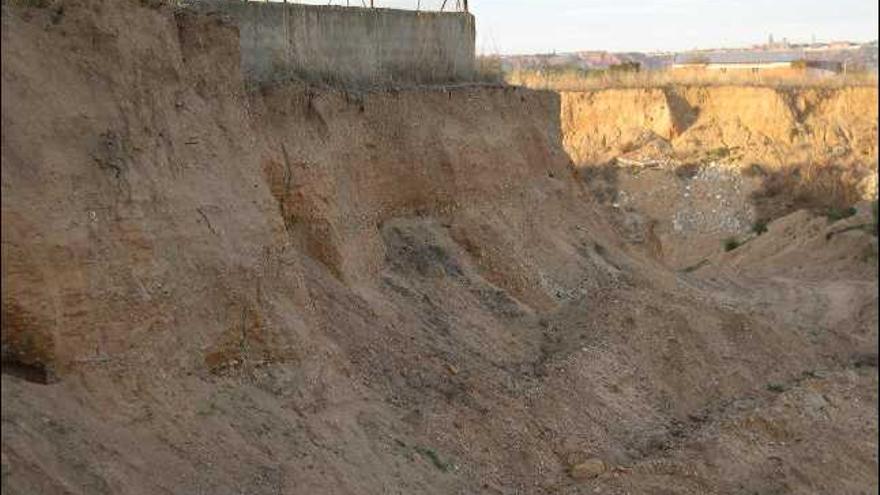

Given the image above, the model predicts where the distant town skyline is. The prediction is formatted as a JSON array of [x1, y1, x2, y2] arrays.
[[296, 0, 878, 55], [471, 0, 878, 55]]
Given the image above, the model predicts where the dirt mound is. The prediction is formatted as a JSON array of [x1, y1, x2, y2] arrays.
[[2, 2, 877, 494], [703, 202, 878, 281]]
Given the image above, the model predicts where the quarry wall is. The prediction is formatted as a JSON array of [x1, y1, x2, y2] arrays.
[[189, 1, 476, 85], [560, 85, 879, 168]]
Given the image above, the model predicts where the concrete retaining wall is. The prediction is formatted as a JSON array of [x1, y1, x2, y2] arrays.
[[190, 2, 476, 86]]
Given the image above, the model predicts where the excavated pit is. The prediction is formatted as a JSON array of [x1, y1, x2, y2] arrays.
[[1, 2, 877, 494]]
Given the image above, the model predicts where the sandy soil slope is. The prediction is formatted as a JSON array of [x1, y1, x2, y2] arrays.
[[2, 2, 877, 494]]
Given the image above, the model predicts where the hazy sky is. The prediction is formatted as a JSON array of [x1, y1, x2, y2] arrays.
[[299, 0, 879, 54]]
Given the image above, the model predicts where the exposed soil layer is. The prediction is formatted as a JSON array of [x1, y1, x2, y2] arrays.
[[2, 2, 877, 494], [561, 86, 878, 169]]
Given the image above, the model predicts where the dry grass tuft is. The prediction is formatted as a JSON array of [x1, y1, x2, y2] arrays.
[[506, 68, 879, 91], [474, 55, 505, 83], [3, 0, 55, 6]]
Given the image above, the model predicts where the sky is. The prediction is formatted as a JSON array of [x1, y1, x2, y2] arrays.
[[297, 0, 879, 54]]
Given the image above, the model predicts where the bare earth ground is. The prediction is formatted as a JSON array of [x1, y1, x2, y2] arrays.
[[1, 1, 878, 494]]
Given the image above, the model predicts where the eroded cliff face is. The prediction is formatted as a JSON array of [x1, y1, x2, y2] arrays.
[[561, 85, 878, 168], [2, 4, 276, 376], [1, 2, 877, 495], [252, 84, 581, 292], [1, 2, 585, 375]]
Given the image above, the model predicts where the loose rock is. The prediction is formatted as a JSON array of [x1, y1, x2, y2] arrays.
[[570, 459, 607, 481]]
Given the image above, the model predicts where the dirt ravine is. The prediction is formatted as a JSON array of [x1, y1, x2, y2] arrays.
[[2, 2, 877, 494]]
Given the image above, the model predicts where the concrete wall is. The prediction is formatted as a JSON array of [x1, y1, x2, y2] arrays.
[[190, 2, 475, 86]]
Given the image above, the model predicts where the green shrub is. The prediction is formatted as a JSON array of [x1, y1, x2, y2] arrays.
[[766, 383, 786, 393], [825, 206, 858, 222], [752, 219, 769, 235], [723, 237, 741, 252]]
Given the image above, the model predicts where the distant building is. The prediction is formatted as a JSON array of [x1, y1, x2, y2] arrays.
[[671, 50, 841, 76], [764, 33, 791, 50]]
